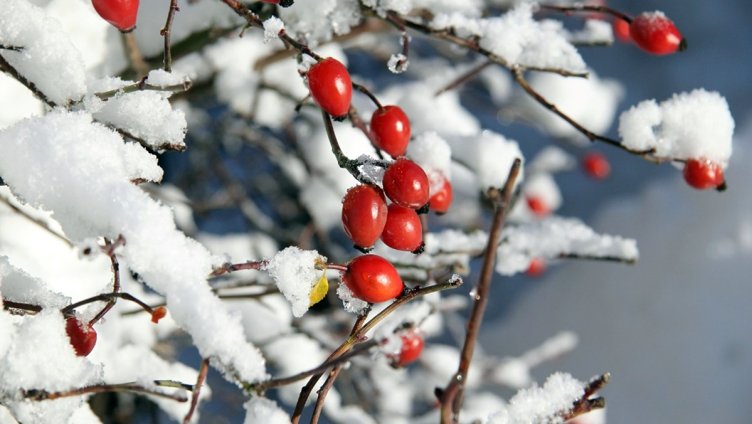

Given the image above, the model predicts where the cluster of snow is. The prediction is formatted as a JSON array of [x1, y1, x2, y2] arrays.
[[407, 132, 453, 194], [0, 111, 267, 390], [337, 282, 370, 314], [263, 17, 286, 43], [279, 0, 363, 43], [431, 4, 586, 73], [263, 246, 326, 318], [244, 397, 291, 424], [496, 216, 639, 275], [618, 89, 734, 165], [0, 0, 87, 105], [566, 20, 614, 45], [487, 372, 585, 424], [447, 130, 525, 191]]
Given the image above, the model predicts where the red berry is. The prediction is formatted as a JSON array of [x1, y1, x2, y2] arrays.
[[151, 306, 167, 324], [429, 177, 453, 214], [307, 58, 352, 118], [91, 0, 139, 32], [371, 106, 411, 157], [342, 185, 388, 250], [683, 158, 725, 190], [526, 258, 546, 277], [581, 152, 611, 180], [381, 204, 423, 252], [343, 254, 404, 303], [629, 12, 686, 55], [526, 196, 550, 217], [393, 329, 424, 367], [65, 317, 97, 357], [383, 158, 430, 209], [613, 18, 632, 43]]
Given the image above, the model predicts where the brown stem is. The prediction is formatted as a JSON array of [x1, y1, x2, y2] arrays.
[[160, 0, 180, 72], [0, 53, 57, 107], [353, 82, 382, 109], [94, 80, 192, 101], [89, 238, 122, 326], [210, 260, 268, 277], [62, 292, 155, 316], [558, 253, 637, 264], [183, 358, 210, 424], [310, 366, 342, 424], [0, 191, 73, 247], [122, 32, 149, 78], [321, 111, 370, 184], [290, 276, 463, 422], [249, 339, 378, 394], [2, 300, 42, 314], [511, 67, 661, 160], [435, 60, 493, 97], [24, 382, 188, 403], [439, 159, 521, 424]]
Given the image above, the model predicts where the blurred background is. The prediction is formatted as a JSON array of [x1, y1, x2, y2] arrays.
[[480, 1, 752, 423]]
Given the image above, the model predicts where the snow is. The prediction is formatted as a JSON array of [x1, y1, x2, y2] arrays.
[[263, 17, 285, 43], [618, 89, 734, 165], [0, 75, 42, 130], [0, 111, 267, 384], [263, 246, 326, 318], [527, 146, 576, 174], [337, 282, 369, 314], [279, 0, 363, 43], [263, 334, 328, 406], [387, 53, 408, 74], [496, 216, 639, 276], [244, 397, 291, 424], [476, 4, 586, 73], [487, 372, 585, 424], [0, 310, 102, 424], [407, 132, 453, 185], [91, 90, 187, 151], [0, 0, 87, 105], [447, 130, 524, 191]]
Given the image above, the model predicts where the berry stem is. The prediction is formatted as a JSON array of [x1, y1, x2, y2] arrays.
[[352, 82, 383, 109], [89, 237, 124, 326], [62, 292, 156, 317], [321, 111, 372, 184], [438, 159, 521, 423], [538, 4, 632, 23], [210, 259, 269, 277]]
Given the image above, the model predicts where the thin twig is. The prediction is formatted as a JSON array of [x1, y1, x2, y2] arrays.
[[183, 358, 209, 424], [0, 191, 73, 247], [94, 80, 192, 101], [0, 45, 23, 52], [538, 4, 632, 23], [0, 53, 57, 107], [160, 0, 180, 72], [558, 252, 637, 264], [89, 238, 123, 326], [2, 300, 42, 314], [290, 276, 463, 422], [310, 365, 342, 424], [249, 340, 378, 394], [435, 59, 493, 97], [211, 260, 268, 277], [352, 83, 383, 109], [439, 159, 521, 424], [62, 292, 156, 316], [24, 382, 188, 403], [511, 67, 662, 160], [122, 32, 149, 78]]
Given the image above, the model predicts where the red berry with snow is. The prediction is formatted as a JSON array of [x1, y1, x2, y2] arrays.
[[307, 57, 353, 118], [683, 158, 725, 190], [613, 18, 632, 43], [526, 258, 546, 277], [371, 106, 411, 157], [630, 12, 686, 55], [429, 177, 453, 214], [91, 0, 139, 32], [394, 330, 424, 367], [343, 254, 404, 303], [383, 158, 430, 209], [381, 204, 423, 252], [526, 195, 550, 217], [582, 152, 611, 180], [65, 316, 97, 357], [342, 185, 388, 250]]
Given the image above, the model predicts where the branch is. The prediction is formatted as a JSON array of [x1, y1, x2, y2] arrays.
[[439, 159, 521, 424], [539, 4, 632, 23], [0, 53, 57, 107], [24, 382, 188, 403], [160, 0, 180, 72], [561, 373, 610, 420], [94, 79, 192, 101], [435, 59, 493, 97], [290, 276, 464, 422], [183, 358, 209, 424]]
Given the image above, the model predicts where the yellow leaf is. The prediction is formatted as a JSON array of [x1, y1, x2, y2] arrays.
[[309, 272, 329, 306]]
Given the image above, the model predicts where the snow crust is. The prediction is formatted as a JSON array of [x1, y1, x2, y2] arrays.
[[487, 372, 584, 424], [619, 89, 734, 165]]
